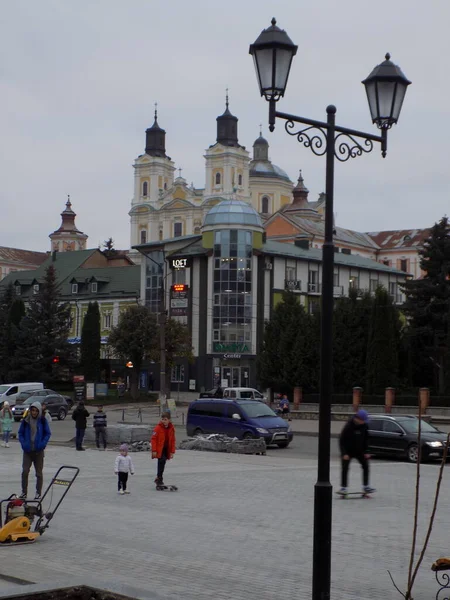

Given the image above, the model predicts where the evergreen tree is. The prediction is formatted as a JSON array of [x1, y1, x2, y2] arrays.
[[333, 289, 373, 393], [402, 216, 450, 392], [365, 286, 401, 393], [108, 305, 158, 399], [0, 284, 25, 382], [80, 302, 101, 381], [12, 266, 73, 384], [257, 291, 318, 394]]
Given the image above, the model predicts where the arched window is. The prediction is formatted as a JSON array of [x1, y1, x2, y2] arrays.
[[215, 172, 221, 185], [142, 181, 148, 197], [164, 182, 167, 190], [194, 226, 201, 234], [238, 174, 243, 186], [140, 230, 147, 244], [261, 196, 270, 214], [159, 230, 163, 240]]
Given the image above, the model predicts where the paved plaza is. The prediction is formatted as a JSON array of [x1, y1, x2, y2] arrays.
[[0, 440, 450, 600]]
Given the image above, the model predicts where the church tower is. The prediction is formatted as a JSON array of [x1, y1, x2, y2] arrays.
[[49, 197, 88, 252], [203, 95, 250, 204], [130, 107, 176, 250]]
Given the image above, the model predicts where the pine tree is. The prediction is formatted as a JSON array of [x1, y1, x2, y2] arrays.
[[365, 286, 401, 393], [333, 289, 373, 393], [402, 216, 450, 392], [14, 265, 73, 384], [0, 284, 25, 382], [80, 302, 101, 381]]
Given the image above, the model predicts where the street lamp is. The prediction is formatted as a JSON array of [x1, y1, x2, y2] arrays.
[[250, 19, 410, 600]]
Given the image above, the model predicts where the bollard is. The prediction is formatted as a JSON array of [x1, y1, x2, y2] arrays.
[[419, 388, 430, 413], [385, 387, 395, 414], [352, 387, 363, 412], [122, 409, 125, 422]]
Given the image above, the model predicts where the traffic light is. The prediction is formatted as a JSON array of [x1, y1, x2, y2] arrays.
[[52, 356, 60, 364]]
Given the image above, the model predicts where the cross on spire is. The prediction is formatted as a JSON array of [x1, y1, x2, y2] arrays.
[[259, 123, 262, 136], [154, 102, 158, 120], [178, 167, 183, 178], [226, 87, 229, 109]]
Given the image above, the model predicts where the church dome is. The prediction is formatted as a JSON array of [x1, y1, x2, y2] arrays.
[[249, 160, 291, 182], [203, 200, 263, 228]]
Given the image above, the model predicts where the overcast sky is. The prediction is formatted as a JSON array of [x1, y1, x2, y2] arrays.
[[1, 0, 448, 252]]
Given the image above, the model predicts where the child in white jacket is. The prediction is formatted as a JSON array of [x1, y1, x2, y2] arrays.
[[114, 444, 135, 494]]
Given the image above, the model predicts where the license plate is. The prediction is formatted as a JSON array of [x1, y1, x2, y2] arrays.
[[277, 434, 288, 439]]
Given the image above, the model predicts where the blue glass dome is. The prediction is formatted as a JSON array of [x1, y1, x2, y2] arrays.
[[203, 200, 263, 228]]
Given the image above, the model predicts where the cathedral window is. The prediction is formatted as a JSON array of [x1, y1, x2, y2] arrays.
[[140, 230, 147, 244], [261, 196, 270, 214], [238, 174, 243, 186], [215, 172, 221, 185], [142, 181, 148, 197], [173, 222, 183, 238]]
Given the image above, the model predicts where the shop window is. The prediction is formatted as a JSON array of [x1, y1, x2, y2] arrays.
[[171, 364, 185, 383]]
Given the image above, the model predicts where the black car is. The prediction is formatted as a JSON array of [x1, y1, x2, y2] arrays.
[[13, 394, 69, 421], [14, 388, 73, 409], [367, 414, 449, 463]]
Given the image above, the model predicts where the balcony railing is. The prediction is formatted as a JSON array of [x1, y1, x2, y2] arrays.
[[333, 285, 344, 296], [308, 282, 320, 294], [285, 279, 301, 291]]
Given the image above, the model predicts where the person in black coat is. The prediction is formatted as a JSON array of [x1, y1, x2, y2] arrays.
[[339, 409, 375, 494], [72, 401, 90, 451]]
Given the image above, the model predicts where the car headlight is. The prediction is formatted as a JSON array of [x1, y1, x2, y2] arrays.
[[256, 428, 269, 434], [426, 441, 443, 448], [12, 406, 15, 412]]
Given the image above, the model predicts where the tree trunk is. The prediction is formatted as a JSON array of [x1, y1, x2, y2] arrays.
[[130, 367, 139, 400]]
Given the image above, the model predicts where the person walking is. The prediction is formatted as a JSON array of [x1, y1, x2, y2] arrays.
[[93, 405, 107, 450], [151, 411, 176, 486], [114, 444, 135, 494], [0, 401, 14, 447], [72, 401, 90, 451], [339, 409, 375, 495], [18, 401, 51, 499]]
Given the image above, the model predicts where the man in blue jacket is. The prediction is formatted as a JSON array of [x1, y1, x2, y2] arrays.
[[18, 401, 51, 499]]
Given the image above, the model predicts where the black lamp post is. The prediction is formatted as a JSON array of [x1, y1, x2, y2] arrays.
[[250, 19, 410, 600]]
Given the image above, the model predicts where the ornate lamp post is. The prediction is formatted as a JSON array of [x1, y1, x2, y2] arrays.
[[250, 19, 410, 600]]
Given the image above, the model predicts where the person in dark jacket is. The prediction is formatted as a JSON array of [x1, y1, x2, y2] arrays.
[[339, 409, 375, 494], [93, 405, 107, 450], [72, 401, 90, 451], [18, 401, 51, 499]]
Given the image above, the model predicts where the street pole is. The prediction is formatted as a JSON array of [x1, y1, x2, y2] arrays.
[[159, 268, 167, 410], [312, 105, 336, 600]]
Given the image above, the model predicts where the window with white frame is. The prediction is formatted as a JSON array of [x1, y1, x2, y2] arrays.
[[33, 284, 39, 295], [308, 269, 319, 292], [71, 283, 78, 294], [286, 266, 296, 281], [389, 282, 397, 297], [104, 313, 112, 329], [15, 285, 21, 296], [349, 275, 359, 290], [333, 269, 339, 287], [369, 277, 378, 292], [140, 229, 147, 244], [171, 364, 185, 383], [91, 282, 98, 293]]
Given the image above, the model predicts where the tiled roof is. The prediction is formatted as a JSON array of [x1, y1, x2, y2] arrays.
[[367, 229, 431, 249], [0, 246, 47, 267], [263, 240, 406, 275]]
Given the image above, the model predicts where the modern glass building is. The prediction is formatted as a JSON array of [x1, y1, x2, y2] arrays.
[[135, 199, 409, 393]]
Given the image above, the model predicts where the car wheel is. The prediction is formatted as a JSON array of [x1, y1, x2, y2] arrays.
[[193, 428, 203, 437], [243, 432, 253, 440], [277, 442, 290, 448], [57, 408, 67, 421], [407, 443, 419, 463]]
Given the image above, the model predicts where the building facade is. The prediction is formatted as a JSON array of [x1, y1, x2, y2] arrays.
[[135, 199, 408, 393]]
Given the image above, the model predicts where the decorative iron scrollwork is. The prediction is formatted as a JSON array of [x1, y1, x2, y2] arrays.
[[435, 569, 450, 600], [284, 121, 327, 157], [334, 133, 374, 163], [284, 120, 376, 162]]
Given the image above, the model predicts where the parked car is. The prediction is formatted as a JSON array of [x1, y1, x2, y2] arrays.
[[223, 388, 267, 402], [12, 394, 69, 421], [0, 382, 43, 408], [13, 389, 74, 409], [367, 414, 449, 463], [186, 398, 293, 447]]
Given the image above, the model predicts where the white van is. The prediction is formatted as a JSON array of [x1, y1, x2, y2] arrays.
[[223, 387, 267, 402], [0, 382, 43, 407]]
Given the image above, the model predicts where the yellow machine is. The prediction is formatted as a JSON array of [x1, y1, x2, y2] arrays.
[[0, 466, 79, 545]]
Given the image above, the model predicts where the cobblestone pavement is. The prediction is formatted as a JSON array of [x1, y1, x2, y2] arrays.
[[0, 442, 449, 600]]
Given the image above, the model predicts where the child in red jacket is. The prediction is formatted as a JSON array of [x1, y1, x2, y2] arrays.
[[151, 411, 176, 486]]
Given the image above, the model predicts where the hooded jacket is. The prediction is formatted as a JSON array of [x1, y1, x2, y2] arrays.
[[339, 417, 369, 456], [151, 421, 176, 458], [0, 403, 13, 432], [18, 402, 51, 452], [72, 404, 90, 429]]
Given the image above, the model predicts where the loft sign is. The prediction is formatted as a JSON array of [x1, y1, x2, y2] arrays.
[[171, 258, 189, 269]]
